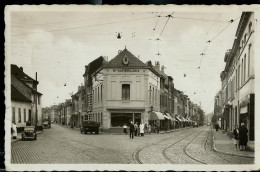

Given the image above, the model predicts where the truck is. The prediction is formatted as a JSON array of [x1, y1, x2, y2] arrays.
[[80, 120, 100, 134]]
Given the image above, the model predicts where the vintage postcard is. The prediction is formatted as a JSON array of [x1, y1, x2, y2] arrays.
[[4, 5, 260, 171]]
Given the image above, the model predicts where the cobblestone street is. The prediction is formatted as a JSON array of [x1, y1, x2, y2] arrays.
[[11, 124, 254, 164]]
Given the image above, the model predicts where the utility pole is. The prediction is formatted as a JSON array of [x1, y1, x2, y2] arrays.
[[35, 72, 38, 128]]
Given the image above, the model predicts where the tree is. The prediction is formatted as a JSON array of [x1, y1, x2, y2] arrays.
[[197, 108, 205, 125]]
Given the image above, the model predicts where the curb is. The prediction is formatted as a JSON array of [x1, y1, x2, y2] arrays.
[[212, 135, 254, 158]]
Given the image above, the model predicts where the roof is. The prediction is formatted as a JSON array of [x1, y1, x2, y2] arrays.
[[11, 85, 32, 103], [12, 74, 43, 95], [103, 49, 146, 68], [11, 64, 37, 84]]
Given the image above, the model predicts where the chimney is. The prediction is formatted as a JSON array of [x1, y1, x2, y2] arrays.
[[103, 56, 108, 61], [78, 86, 81, 91], [20, 67, 23, 72], [161, 65, 164, 73], [154, 61, 160, 71]]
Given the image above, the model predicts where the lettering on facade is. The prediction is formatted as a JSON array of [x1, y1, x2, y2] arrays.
[[113, 69, 140, 72]]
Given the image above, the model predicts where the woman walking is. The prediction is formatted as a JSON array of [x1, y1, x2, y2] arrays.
[[123, 124, 127, 135], [239, 123, 248, 151], [148, 124, 151, 134], [134, 122, 138, 136], [233, 125, 239, 150], [140, 123, 144, 136]]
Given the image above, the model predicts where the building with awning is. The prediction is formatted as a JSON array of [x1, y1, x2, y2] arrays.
[[150, 111, 165, 120], [164, 113, 174, 121], [175, 116, 183, 122]]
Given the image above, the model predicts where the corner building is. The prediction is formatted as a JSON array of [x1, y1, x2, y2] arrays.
[[91, 48, 162, 130]]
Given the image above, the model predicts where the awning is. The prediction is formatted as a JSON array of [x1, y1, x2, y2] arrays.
[[240, 106, 248, 114], [150, 111, 165, 120], [175, 116, 182, 122], [164, 114, 170, 119], [165, 113, 174, 121]]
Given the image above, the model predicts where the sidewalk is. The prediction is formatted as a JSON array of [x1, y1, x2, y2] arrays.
[[11, 130, 43, 143], [212, 129, 254, 158]]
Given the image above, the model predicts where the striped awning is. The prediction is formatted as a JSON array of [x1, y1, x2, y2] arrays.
[[165, 113, 174, 121], [175, 116, 182, 122], [150, 111, 165, 120]]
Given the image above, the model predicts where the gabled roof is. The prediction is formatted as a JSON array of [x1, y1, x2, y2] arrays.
[[11, 85, 32, 103], [103, 49, 146, 68], [11, 64, 38, 84]]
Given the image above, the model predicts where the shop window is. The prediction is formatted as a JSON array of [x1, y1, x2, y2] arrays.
[[111, 113, 133, 127], [122, 84, 130, 100]]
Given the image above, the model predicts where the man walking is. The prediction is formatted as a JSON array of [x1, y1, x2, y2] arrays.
[[129, 121, 134, 139]]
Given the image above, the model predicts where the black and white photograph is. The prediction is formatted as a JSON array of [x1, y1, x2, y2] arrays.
[[4, 5, 260, 171]]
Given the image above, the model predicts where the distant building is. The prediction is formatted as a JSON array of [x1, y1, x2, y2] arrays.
[[11, 64, 43, 130]]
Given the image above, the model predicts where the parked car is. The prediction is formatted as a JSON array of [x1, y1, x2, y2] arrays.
[[22, 126, 37, 140], [80, 120, 100, 134], [193, 122, 198, 128], [43, 121, 51, 129]]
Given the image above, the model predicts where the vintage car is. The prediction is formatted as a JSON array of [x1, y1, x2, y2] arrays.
[[193, 122, 198, 128], [22, 126, 37, 140], [80, 120, 100, 134], [43, 120, 51, 129]]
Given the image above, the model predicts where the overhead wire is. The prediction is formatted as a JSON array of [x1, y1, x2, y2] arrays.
[[11, 16, 157, 37], [160, 11, 175, 37]]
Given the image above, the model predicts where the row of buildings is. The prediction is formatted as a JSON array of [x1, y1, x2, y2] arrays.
[[11, 64, 43, 131], [213, 12, 255, 141], [44, 48, 204, 132]]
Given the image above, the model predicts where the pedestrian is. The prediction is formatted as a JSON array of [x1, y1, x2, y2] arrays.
[[12, 122, 17, 139], [239, 123, 248, 151], [148, 124, 151, 134], [137, 123, 140, 136], [140, 122, 144, 136], [215, 123, 219, 132], [157, 122, 160, 134], [129, 121, 134, 139], [123, 124, 127, 135], [134, 122, 138, 136], [233, 125, 239, 151]]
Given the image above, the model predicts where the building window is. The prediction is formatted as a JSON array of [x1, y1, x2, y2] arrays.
[[238, 65, 240, 88], [18, 108, 21, 123], [98, 87, 100, 102], [249, 22, 252, 33], [101, 113, 103, 125], [24, 109, 26, 122], [244, 34, 247, 43], [155, 88, 157, 104], [152, 87, 154, 104], [93, 89, 95, 103], [122, 84, 130, 100], [101, 85, 102, 101], [149, 85, 151, 102], [248, 45, 251, 77], [12, 107, 15, 123], [244, 55, 247, 82], [241, 59, 244, 84], [38, 95, 40, 105], [235, 69, 237, 91]]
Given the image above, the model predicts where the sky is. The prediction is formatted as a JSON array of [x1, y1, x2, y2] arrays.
[[7, 6, 244, 114]]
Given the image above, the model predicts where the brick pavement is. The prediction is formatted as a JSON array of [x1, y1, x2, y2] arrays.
[[212, 129, 254, 158]]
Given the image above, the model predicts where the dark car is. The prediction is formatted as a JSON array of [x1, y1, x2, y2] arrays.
[[193, 122, 198, 128], [22, 126, 37, 140], [80, 120, 100, 134], [43, 121, 51, 129]]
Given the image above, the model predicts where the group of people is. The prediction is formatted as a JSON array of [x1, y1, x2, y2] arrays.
[[233, 123, 249, 151], [124, 121, 155, 139]]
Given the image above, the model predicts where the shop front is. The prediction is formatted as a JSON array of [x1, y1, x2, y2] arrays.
[[110, 113, 141, 127], [239, 94, 254, 140]]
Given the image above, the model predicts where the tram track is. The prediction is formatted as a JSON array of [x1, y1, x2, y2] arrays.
[[133, 127, 201, 164]]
